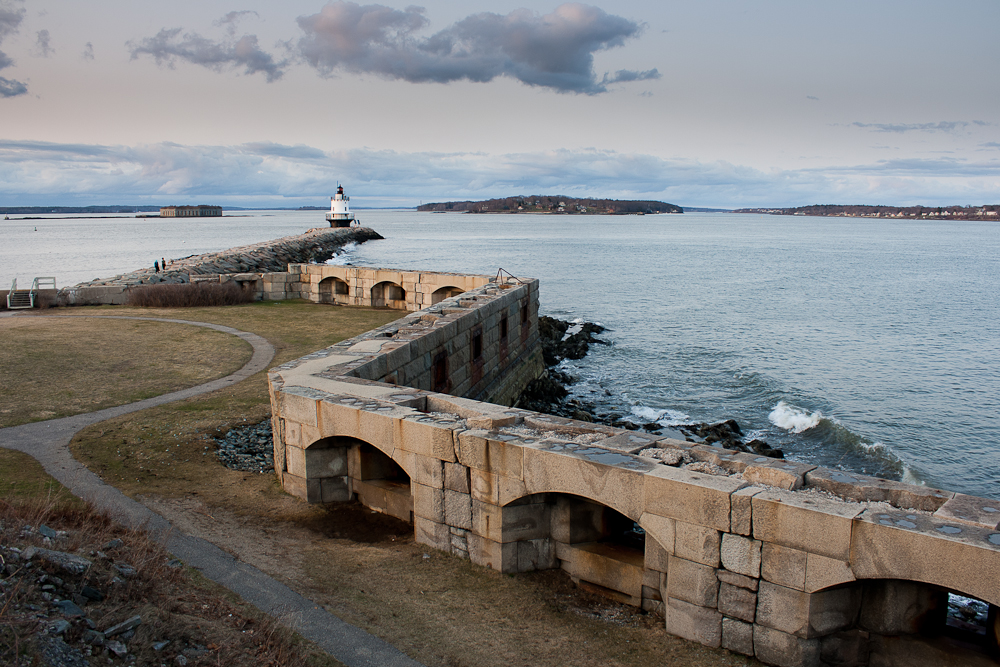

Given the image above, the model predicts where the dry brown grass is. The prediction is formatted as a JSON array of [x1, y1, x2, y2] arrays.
[[0, 317, 252, 428], [0, 458, 343, 667], [66, 301, 401, 502]]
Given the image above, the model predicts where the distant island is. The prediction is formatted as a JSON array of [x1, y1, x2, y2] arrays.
[[417, 195, 682, 215], [0, 205, 162, 215], [734, 204, 1000, 220]]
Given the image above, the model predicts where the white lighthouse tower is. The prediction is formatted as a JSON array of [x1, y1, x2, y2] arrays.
[[326, 184, 356, 228]]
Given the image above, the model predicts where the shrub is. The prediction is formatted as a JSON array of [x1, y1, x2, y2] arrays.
[[126, 282, 254, 308]]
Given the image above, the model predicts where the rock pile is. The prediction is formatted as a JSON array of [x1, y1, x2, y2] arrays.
[[1, 515, 302, 666], [1, 527, 164, 666], [214, 420, 275, 473], [72, 226, 382, 288]]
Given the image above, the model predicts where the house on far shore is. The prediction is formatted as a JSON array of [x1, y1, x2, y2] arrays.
[[160, 205, 223, 217]]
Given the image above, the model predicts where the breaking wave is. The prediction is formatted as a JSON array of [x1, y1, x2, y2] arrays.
[[324, 242, 358, 266], [769, 401, 822, 433], [628, 405, 690, 426]]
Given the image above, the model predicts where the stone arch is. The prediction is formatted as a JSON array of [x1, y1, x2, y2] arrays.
[[430, 285, 464, 304], [303, 435, 414, 522], [498, 492, 665, 608], [802, 578, 1000, 665], [371, 281, 406, 308], [318, 276, 349, 304]]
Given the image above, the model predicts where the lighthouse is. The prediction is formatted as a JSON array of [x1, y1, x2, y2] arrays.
[[326, 184, 356, 228]]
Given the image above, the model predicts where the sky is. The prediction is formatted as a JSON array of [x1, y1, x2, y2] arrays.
[[1, 0, 999, 208]]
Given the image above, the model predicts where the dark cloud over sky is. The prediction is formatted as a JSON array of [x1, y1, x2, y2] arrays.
[[296, 2, 655, 93], [127, 27, 287, 82], [852, 121, 990, 134], [127, 2, 657, 94], [0, 0, 27, 96]]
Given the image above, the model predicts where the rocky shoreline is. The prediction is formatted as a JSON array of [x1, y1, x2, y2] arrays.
[[515, 316, 784, 458], [72, 226, 382, 288]]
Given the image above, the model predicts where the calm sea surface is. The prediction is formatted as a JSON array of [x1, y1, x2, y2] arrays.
[[3, 210, 998, 499]]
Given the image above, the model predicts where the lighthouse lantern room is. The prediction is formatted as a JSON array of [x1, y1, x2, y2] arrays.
[[326, 185, 356, 228]]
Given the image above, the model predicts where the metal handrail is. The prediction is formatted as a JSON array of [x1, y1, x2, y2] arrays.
[[6, 277, 55, 309], [494, 267, 526, 285]]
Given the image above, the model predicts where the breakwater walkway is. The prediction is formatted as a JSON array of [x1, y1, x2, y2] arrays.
[[0, 313, 422, 667], [73, 226, 383, 288]]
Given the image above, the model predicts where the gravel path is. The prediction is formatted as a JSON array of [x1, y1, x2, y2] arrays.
[[0, 313, 424, 667]]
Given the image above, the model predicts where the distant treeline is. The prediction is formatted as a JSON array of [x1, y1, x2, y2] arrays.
[[0, 206, 164, 214], [418, 195, 682, 215], [734, 204, 1000, 220]]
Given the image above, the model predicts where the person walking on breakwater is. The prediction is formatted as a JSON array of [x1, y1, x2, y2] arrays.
[[162, 257, 166, 270], [154, 260, 160, 273]]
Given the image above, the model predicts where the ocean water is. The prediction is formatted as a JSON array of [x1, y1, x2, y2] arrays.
[[3, 210, 998, 499]]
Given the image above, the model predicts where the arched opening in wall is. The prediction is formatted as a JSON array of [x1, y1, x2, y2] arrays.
[[835, 579, 1000, 666], [371, 281, 405, 308], [503, 493, 648, 607], [431, 285, 464, 304], [349, 442, 413, 524], [318, 277, 349, 304]]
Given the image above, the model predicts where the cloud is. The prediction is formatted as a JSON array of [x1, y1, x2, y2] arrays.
[[127, 22, 286, 82], [213, 10, 260, 36], [295, 2, 652, 93], [34, 28, 53, 56], [601, 68, 660, 84], [4, 139, 1000, 208], [241, 141, 328, 160], [0, 75, 26, 96], [0, 1, 23, 41], [82, 42, 94, 61], [852, 121, 990, 134], [806, 95, 818, 101], [0, 0, 27, 96]]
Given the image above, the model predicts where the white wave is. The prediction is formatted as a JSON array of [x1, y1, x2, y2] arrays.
[[768, 401, 822, 433], [901, 468, 924, 486], [630, 405, 664, 422], [628, 405, 690, 425], [561, 323, 583, 341], [324, 242, 358, 266]]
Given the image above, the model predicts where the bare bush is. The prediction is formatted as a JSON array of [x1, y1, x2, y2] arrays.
[[126, 282, 254, 308]]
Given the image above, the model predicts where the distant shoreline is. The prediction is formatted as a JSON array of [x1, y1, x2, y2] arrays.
[[736, 204, 1000, 220]]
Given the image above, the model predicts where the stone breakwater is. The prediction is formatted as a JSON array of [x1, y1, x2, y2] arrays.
[[73, 227, 383, 288]]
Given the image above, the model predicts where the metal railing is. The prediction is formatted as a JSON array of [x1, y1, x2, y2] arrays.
[[6, 276, 56, 309]]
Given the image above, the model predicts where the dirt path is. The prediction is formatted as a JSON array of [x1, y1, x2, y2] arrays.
[[0, 313, 424, 667]]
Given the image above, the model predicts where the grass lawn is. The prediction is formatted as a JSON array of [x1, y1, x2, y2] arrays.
[[0, 316, 252, 428]]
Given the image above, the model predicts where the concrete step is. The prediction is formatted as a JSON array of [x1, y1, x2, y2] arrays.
[[7, 290, 33, 309]]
